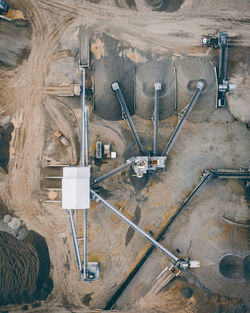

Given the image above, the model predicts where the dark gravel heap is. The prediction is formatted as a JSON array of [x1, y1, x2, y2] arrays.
[[0, 231, 39, 305]]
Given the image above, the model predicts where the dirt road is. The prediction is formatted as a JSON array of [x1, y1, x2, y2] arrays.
[[0, 0, 249, 312]]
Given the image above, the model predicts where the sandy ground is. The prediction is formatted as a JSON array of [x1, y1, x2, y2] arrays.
[[0, 0, 250, 312]]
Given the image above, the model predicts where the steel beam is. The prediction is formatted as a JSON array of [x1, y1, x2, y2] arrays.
[[84, 106, 90, 166], [83, 209, 88, 279], [90, 189, 179, 263], [162, 81, 204, 157], [112, 82, 145, 156], [79, 25, 89, 68], [80, 69, 86, 166], [204, 168, 250, 179], [68, 210, 83, 272], [104, 169, 213, 310], [91, 157, 136, 186], [218, 32, 228, 85], [153, 83, 161, 156]]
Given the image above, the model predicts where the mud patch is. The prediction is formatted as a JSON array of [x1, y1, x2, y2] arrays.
[[145, 0, 184, 12], [128, 170, 148, 191], [243, 255, 250, 282], [180, 287, 193, 299], [82, 292, 94, 306], [0, 198, 12, 217], [115, 0, 137, 10], [0, 19, 31, 68], [94, 186, 113, 198]]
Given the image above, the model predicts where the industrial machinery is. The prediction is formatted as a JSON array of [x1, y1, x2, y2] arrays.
[[0, 0, 26, 23], [201, 32, 236, 108], [104, 166, 250, 309], [60, 51, 205, 281], [61, 26, 99, 282], [108, 80, 204, 178], [0, 0, 9, 21], [46, 26, 248, 292], [86, 80, 206, 282], [0, 0, 8, 12], [92, 166, 249, 292]]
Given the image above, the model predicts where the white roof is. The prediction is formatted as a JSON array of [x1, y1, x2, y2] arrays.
[[62, 166, 90, 209]]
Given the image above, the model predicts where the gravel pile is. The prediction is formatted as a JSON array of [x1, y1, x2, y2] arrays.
[[0, 231, 39, 305]]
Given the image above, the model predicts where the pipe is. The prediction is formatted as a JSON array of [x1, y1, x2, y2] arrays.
[[207, 168, 250, 179], [68, 210, 83, 272], [218, 32, 228, 84], [81, 68, 89, 279], [153, 83, 161, 156], [112, 82, 145, 156], [162, 81, 204, 157], [91, 157, 136, 186], [83, 209, 88, 279], [80, 68, 86, 166], [104, 170, 213, 310], [90, 189, 179, 263], [84, 106, 90, 166]]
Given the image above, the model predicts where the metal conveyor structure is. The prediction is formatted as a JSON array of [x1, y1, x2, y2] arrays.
[[104, 166, 250, 309], [201, 32, 235, 108], [44, 27, 249, 300], [99, 80, 205, 180]]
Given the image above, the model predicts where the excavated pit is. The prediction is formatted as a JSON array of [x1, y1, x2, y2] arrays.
[[219, 254, 244, 280]]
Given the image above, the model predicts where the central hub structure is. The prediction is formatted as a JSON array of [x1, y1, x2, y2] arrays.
[[111, 80, 204, 178], [133, 156, 166, 178], [62, 167, 90, 209]]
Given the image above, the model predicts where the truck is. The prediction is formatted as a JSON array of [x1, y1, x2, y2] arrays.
[[55, 130, 70, 146]]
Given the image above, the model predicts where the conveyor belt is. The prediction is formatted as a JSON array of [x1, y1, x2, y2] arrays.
[[104, 171, 212, 309], [162, 81, 204, 156], [112, 82, 146, 156]]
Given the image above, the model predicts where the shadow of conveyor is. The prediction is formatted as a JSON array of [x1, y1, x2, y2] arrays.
[[0, 122, 14, 173]]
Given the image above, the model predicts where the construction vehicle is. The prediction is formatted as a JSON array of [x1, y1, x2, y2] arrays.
[[201, 35, 219, 49], [55, 130, 69, 146], [95, 141, 102, 159]]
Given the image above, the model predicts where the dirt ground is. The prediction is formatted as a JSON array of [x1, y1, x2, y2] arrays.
[[0, 0, 250, 312]]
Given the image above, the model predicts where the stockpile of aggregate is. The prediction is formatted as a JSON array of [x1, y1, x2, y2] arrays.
[[0, 231, 39, 305]]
